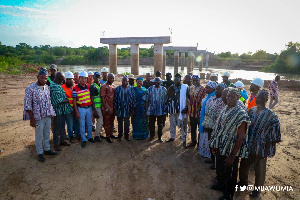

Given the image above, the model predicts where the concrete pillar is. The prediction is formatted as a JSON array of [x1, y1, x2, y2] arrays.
[[187, 51, 193, 74], [162, 51, 166, 78], [174, 51, 179, 75], [206, 54, 209, 67], [191, 52, 195, 72], [154, 43, 163, 73], [109, 44, 117, 74], [130, 44, 139, 75], [181, 52, 185, 70], [200, 53, 203, 71]]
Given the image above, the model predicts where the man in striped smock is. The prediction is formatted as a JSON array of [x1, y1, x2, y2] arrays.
[[72, 71, 96, 148], [239, 89, 281, 198], [210, 88, 250, 200], [50, 72, 73, 151]]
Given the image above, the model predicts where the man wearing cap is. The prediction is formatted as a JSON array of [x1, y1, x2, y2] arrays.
[[72, 71, 96, 148], [23, 68, 57, 162], [100, 67, 109, 85], [100, 73, 116, 143], [187, 75, 206, 148], [90, 72, 104, 142], [128, 74, 137, 87], [114, 76, 135, 141], [142, 73, 154, 89], [50, 72, 73, 151], [146, 77, 167, 142], [166, 73, 190, 148], [162, 73, 174, 90], [46, 64, 57, 86], [248, 78, 264, 110], [222, 72, 233, 88], [62, 71, 80, 142], [210, 73, 218, 82], [87, 71, 94, 85]]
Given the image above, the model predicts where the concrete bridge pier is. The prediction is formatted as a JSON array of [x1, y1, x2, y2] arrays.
[[181, 52, 185, 70], [154, 43, 163, 73], [162, 51, 166, 77], [191, 52, 195, 71], [109, 44, 117, 74], [206, 54, 209, 67], [130, 44, 139, 75], [174, 51, 179, 75], [199, 53, 204, 71], [187, 51, 193, 74]]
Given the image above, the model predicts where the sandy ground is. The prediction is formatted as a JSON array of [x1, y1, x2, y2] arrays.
[[0, 74, 299, 200]]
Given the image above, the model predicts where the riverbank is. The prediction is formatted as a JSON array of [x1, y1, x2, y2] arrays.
[[0, 74, 299, 199]]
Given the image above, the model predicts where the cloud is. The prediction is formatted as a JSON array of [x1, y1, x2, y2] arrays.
[[0, 5, 52, 19]]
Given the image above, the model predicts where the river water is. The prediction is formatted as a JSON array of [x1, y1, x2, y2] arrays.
[[58, 65, 300, 81]]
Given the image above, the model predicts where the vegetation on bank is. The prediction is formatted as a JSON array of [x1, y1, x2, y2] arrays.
[[0, 56, 40, 74], [261, 42, 300, 74]]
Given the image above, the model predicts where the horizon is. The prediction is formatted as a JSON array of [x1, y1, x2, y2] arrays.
[[0, 0, 299, 54]]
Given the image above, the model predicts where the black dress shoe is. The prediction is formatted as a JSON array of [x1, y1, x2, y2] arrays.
[[54, 145, 62, 151], [183, 141, 187, 149], [100, 135, 106, 139], [211, 182, 224, 191], [187, 143, 196, 148], [59, 141, 71, 146], [250, 190, 260, 197], [38, 154, 45, 162], [210, 164, 216, 170], [117, 137, 122, 141], [111, 135, 118, 139], [204, 158, 214, 163], [44, 150, 58, 155], [158, 138, 163, 143], [125, 137, 131, 141], [81, 141, 86, 148], [88, 138, 96, 143], [106, 138, 113, 143], [94, 136, 102, 142], [165, 138, 175, 142]]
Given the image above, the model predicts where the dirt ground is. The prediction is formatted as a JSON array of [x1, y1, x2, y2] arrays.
[[0, 74, 299, 200]]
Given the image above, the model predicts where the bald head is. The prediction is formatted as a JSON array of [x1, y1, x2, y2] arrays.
[[54, 72, 65, 85], [107, 73, 115, 84]]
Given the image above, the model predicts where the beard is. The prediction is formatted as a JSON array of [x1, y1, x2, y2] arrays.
[[66, 82, 74, 88]]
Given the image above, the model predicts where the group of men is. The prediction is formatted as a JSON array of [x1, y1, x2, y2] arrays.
[[24, 64, 281, 199]]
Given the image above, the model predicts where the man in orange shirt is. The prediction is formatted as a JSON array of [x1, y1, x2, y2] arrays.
[[100, 73, 116, 143], [62, 71, 80, 142], [248, 78, 264, 110]]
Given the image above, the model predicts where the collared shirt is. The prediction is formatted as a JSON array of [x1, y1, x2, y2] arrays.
[[145, 85, 167, 116], [268, 80, 278, 97], [210, 105, 251, 158], [114, 85, 135, 117], [166, 85, 181, 114], [100, 82, 116, 115], [188, 85, 206, 118], [248, 107, 281, 158], [50, 82, 73, 116], [23, 83, 56, 121], [100, 79, 107, 85]]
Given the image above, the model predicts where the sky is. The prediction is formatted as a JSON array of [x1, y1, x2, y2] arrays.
[[0, 0, 299, 54]]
